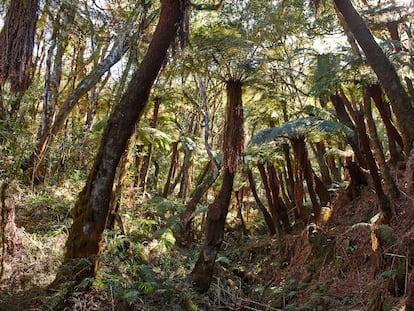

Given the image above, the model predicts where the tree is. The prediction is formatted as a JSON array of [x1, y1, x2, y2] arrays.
[[52, 0, 189, 289], [191, 78, 244, 292], [333, 0, 414, 155], [0, 0, 39, 93]]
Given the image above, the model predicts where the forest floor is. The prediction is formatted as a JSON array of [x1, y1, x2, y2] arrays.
[[0, 169, 414, 310]]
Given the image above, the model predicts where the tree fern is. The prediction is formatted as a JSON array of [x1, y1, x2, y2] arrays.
[[249, 116, 353, 146]]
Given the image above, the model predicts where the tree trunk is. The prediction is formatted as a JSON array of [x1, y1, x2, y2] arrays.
[[334, 0, 414, 155], [0, 0, 39, 92], [51, 0, 186, 289], [367, 84, 404, 164], [31, 7, 75, 183], [246, 168, 276, 235], [191, 79, 244, 292], [0, 183, 18, 279], [311, 142, 332, 186], [267, 163, 292, 233], [179, 161, 221, 247], [282, 144, 298, 218], [353, 110, 393, 224], [257, 163, 282, 234], [163, 141, 179, 197], [139, 98, 161, 194], [363, 88, 400, 199], [331, 93, 366, 168], [190, 169, 234, 292], [291, 138, 320, 223]]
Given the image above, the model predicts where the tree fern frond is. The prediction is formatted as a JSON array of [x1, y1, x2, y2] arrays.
[[249, 116, 353, 147]]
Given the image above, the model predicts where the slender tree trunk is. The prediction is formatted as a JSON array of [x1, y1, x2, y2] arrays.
[[191, 79, 244, 292], [31, 7, 76, 183], [257, 163, 282, 234], [51, 0, 186, 289], [107, 148, 131, 232], [282, 144, 298, 218], [353, 109, 393, 223], [363, 88, 400, 198], [291, 138, 320, 223], [140, 98, 161, 194], [0, 183, 17, 278], [267, 163, 292, 233], [334, 0, 414, 155], [367, 84, 404, 164], [235, 189, 248, 235], [246, 168, 276, 235], [331, 93, 366, 168], [163, 141, 179, 197], [179, 161, 221, 246], [311, 142, 332, 186]]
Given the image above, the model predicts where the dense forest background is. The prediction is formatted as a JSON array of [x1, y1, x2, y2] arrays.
[[1, 0, 414, 310]]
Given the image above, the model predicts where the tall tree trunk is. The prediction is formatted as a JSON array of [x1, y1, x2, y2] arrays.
[[140, 98, 161, 194], [331, 93, 366, 168], [51, 0, 186, 289], [267, 163, 292, 233], [163, 141, 179, 197], [0, 0, 39, 92], [311, 142, 332, 186], [246, 168, 276, 235], [257, 163, 283, 234], [353, 109, 393, 224], [282, 144, 298, 218], [31, 6, 76, 183], [26, 10, 146, 182], [367, 84, 404, 164], [363, 88, 400, 199], [291, 138, 320, 223], [191, 79, 244, 292], [334, 0, 414, 155]]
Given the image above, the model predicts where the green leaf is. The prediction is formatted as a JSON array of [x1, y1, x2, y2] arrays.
[[124, 290, 141, 305]]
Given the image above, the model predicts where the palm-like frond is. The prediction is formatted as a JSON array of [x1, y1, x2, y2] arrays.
[[249, 116, 353, 146], [138, 127, 173, 151]]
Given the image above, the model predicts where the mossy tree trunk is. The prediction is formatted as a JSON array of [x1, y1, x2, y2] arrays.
[[191, 79, 244, 292], [52, 0, 187, 288]]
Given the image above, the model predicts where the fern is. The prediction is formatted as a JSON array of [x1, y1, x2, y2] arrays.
[[249, 116, 353, 146]]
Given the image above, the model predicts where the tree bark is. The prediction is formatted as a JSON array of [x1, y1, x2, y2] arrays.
[[139, 98, 161, 194], [163, 141, 179, 197], [257, 163, 282, 234], [367, 84, 404, 164], [0, 0, 39, 92], [363, 88, 400, 199], [52, 0, 186, 288], [291, 138, 320, 223], [334, 0, 414, 155], [246, 168, 276, 235], [191, 79, 244, 292], [353, 109, 393, 224], [330, 93, 366, 168]]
